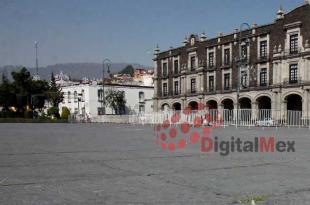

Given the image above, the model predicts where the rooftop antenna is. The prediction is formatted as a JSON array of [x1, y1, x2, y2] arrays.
[[33, 41, 40, 80]]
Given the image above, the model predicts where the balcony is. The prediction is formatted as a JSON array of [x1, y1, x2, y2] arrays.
[[284, 48, 302, 57], [283, 77, 302, 86], [256, 55, 270, 63], [207, 64, 216, 71]]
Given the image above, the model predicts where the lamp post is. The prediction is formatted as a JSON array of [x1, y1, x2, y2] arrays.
[[236, 23, 251, 126], [101, 58, 111, 115]]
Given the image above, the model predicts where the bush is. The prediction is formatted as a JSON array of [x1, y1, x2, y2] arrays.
[[61, 107, 70, 119], [0, 110, 18, 118], [47, 107, 60, 118], [24, 110, 33, 118]]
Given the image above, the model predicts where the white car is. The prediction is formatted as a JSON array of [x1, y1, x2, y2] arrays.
[[255, 118, 276, 127]]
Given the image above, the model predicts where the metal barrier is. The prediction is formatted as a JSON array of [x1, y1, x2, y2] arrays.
[[70, 109, 310, 128]]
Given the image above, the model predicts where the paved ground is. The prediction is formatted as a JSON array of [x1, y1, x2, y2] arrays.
[[0, 123, 310, 205]]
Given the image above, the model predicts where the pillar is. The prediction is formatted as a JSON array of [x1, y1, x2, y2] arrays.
[[251, 102, 258, 120]]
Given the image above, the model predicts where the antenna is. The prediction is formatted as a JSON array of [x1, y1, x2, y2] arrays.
[[34, 41, 40, 80]]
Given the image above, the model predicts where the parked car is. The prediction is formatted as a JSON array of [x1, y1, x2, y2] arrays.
[[255, 118, 277, 126]]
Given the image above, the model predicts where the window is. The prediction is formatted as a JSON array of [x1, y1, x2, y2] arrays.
[[74, 91, 78, 103], [81, 89, 85, 102], [209, 76, 214, 92], [190, 56, 196, 71], [163, 63, 168, 76], [139, 91, 145, 101], [260, 41, 267, 58], [241, 71, 248, 88], [163, 83, 168, 96], [98, 89, 103, 102], [241, 45, 247, 60], [260, 68, 267, 86], [289, 64, 298, 83], [68, 91, 71, 103], [208, 52, 214, 67], [74, 108, 78, 114], [174, 81, 179, 95], [139, 104, 145, 113], [224, 48, 230, 65], [224, 73, 230, 90], [290, 34, 298, 54], [174, 60, 179, 74], [190, 79, 196, 93]]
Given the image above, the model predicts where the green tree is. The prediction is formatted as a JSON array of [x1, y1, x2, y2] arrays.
[[11, 67, 32, 112], [119, 65, 134, 77], [46, 72, 64, 107], [0, 67, 52, 118], [105, 89, 126, 114], [60, 106, 71, 119], [0, 74, 16, 111]]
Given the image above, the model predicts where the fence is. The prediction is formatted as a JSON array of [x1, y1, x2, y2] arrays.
[[70, 109, 310, 128]]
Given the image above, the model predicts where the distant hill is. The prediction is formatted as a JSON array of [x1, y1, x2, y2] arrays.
[[0, 63, 153, 81]]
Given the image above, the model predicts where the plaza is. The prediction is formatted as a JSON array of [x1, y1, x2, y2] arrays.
[[0, 123, 310, 204]]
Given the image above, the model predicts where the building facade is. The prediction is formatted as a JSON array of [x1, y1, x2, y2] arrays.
[[153, 1, 310, 119], [59, 82, 154, 118]]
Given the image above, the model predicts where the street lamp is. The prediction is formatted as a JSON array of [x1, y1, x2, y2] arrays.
[[101, 58, 111, 115], [236, 23, 251, 126]]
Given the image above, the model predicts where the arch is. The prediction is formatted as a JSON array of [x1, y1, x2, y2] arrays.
[[239, 94, 254, 102], [285, 94, 302, 111], [285, 94, 302, 125], [239, 97, 252, 121], [206, 100, 218, 109], [254, 92, 272, 103], [256, 96, 271, 110], [256, 95, 272, 120], [219, 96, 236, 105], [221, 98, 234, 110], [188, 101, 198, 110], [239, 97, 252, 109], [282, 91, 303, 102], [161, 103, 170, 111], [172, 102, 182, 111]]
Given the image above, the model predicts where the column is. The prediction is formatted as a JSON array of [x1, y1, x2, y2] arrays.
[[281, 100, 287, 121], [271, 92, 278, 120], [251, 102, 258, 120]]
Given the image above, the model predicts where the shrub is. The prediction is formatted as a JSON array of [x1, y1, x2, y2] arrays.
[[47, 107, 60, 118], [61, 107, 70, 119], [24, 110, 33, 118]]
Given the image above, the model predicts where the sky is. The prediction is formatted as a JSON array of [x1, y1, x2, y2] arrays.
[[0, 0, 303, 67]]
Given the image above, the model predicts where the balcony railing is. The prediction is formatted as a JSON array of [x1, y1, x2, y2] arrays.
[[284, 48, 302, 56], [257, 54, 269, 62], [283, 77, 302, 85]]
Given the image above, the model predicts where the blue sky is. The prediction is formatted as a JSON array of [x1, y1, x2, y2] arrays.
[[0, 0, 303, 67]]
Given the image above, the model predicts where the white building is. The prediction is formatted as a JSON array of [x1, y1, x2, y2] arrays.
[[59, 81, 154, 118]]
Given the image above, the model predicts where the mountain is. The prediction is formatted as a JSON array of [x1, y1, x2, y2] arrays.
[[0, 63, 153, 81]]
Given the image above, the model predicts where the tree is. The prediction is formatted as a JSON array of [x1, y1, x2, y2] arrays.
[[11, 67, 32, 112], [105, 89, 126, 114], [46, 72, 64, 107], [0, 67, 54, 118], [0, 74, 16, 111], [61, 106, 70, 119], [119, 65, 134, 77]]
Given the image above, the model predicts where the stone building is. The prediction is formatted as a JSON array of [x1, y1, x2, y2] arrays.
[[153, 1, 310, 120]]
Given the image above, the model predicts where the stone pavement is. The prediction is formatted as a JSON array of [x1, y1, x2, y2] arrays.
[[0, 123, 310, 204]]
